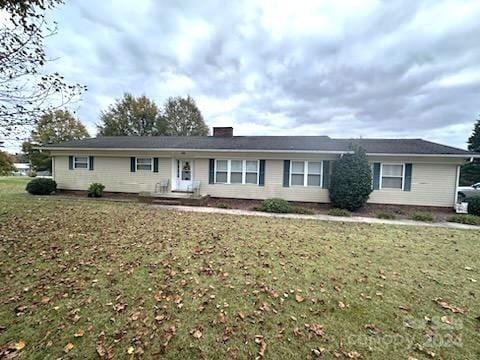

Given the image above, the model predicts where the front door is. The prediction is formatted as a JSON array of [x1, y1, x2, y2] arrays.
[[174, 159, 193, 191]]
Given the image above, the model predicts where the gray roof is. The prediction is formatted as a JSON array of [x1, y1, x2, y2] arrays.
[[44, 136, 474, 156]]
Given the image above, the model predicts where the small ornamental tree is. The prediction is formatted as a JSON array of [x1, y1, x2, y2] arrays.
[[329, 146, 372, 211]]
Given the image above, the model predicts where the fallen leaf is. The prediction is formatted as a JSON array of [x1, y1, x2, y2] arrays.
[[15, 340, 26, 351], [295, 294, 305, 303], [74, 330, 84, 338], [440, 316, 452, 325], [433, 298, 466, 314], [365, 323, 380, 334], [305, 323, 325, 337], [190, 326, 203, 339], [312, 347, 326, 357], [254, 335, 267, 358], [127, 346, 134, 354], [64, 343, 74, 353]]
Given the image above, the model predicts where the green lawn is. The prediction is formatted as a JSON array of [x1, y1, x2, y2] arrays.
[[0, 177, 479, 359]]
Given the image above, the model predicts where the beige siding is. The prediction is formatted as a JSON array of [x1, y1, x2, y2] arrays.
[[51, 150, 462, 207], [54, 156, 171, 193], [368, 163, 458, 207], [196, 159, 330, 202]]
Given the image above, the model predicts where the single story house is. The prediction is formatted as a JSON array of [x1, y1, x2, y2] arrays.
[[41, 127, 479, 208], [13, 163, 30, 176]]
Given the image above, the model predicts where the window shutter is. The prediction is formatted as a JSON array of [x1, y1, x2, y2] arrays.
[[153, 158, 159, 173], [130, 157, 136, 172], [259, 160, 265, 186], [373, 163, 381, 190], [69, 156, 73, 170], [404, 163, 412, 191], [322, 160, 330, 189], [89, 156, 94, 171], [209, 159, 215, 184], [283, 160, 290, 187]]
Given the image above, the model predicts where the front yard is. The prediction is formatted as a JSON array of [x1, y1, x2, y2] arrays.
[[0, 177, 479, 359]]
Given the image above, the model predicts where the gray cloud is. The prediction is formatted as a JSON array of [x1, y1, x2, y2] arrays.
[[13, 0, 476, 152]]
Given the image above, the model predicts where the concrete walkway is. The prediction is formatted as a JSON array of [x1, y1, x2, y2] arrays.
[[152, 204, 480, 230]]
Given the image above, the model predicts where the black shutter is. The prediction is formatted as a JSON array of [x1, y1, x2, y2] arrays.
[[68, 156, 73, 170], [259, 160, 265, 186], [130, 157, 136, 172], [89, 156, 94, 171], [404, 163, 412, 191], [209, 159, 215, 184], [283, 160, 290, 187], [322, 160, 330, 188], [373, 163, 381, 190], [153, 158, 159, 173]]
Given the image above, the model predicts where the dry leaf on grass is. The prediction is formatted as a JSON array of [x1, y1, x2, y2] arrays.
[[190, 326, 203, 339], [295, 294, 305, 303], [433, 298, 466, 314], [254, 335, 267, 358], [14, 341, 26, 351], [63, 342, 74, 353]]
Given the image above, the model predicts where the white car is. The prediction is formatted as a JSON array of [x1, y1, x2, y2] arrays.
[[458, 182, 480, 202]]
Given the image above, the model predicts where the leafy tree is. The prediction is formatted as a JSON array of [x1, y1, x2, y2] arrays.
[[460, 118, 480, 185], [97, 93, 167, 136], [0, 0, 86, 139], [467, 118, 480, 152], [329, 146, 372, 211], [0, 150, 15, 175], [31, 109, 89, 144], [23, 110, 89, 171], [161, 96, 209, 136], [22, 141, 50, 171]]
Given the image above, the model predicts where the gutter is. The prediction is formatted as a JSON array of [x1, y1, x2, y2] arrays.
[[37, 146, 480, 158]]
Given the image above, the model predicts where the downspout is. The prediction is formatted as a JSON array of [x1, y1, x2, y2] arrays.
[[453, 164, 460, 207]]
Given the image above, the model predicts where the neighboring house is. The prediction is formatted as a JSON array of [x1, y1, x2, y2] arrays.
[[41, 127, 480, 207], [13, 163, 30, 176]]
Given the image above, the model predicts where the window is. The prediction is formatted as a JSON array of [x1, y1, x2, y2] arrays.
[[245, 161, 258, 184], [215, 160, 228, 183], [291, 161, 305, 186], [74, 156, 88, 169], [230, 160, 243, 184], [307, 162, 322, 186], [215, 160, 259, 184], [290, 160, 323, 186], [381, 164, 404, 189], [136, 157, 153, 171]]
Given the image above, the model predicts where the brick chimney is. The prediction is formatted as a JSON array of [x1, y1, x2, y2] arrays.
[[213, 127, 233, 137]]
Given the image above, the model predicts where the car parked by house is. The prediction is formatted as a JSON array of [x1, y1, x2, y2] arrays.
[[458, 182, 480, 202]]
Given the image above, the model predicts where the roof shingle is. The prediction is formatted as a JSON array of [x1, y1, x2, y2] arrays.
[[43, 136, 474, 156]]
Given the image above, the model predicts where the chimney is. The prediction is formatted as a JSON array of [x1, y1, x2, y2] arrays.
[[213, 127, 233, 137]]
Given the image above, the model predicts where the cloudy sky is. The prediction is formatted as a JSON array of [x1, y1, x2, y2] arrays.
[[10, 0, 480, 151]]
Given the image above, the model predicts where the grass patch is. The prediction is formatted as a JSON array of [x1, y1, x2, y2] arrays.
[[410, 211, 435, 222], [327, 208, 351, 217], [0, 177, 479, 358], [376, 212, 396, 220], [447, 214, 480, 226]]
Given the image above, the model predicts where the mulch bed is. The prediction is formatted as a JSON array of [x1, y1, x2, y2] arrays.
[[55, 190, 455, 221]]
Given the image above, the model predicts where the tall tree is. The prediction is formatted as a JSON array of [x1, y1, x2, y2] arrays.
[[0, 0, 86, 139], [467, 118, 480, 152], [161, 96, 209, 136], [0, 150, 15, 175], [97, 93, 167, 136], [23, 109, 89, 171], [31, 109, 89, 144], [460, 118, 480, 185]]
